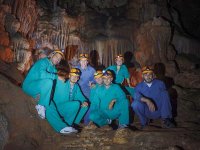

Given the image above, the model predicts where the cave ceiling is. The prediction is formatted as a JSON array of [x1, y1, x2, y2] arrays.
[[2, 0, 200, 39], [39, 0, 128, 17], [36, 0, 200, 39]]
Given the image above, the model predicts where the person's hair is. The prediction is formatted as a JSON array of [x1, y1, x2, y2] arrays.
[[56, 66, 69, 79]]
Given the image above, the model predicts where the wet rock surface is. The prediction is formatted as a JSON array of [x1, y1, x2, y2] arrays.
[[175, 54, 200, 89], [0, 114, 8, 150], [174, 71, 200, 89], [0, 60, 24, 86]]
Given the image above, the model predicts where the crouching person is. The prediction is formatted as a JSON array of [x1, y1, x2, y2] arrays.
[[131, 66, 175, 129], [22, 50, 64, 119], [90, 70, 104, 111], [89, 70, 129, 129], [46, 68, 89, 134]]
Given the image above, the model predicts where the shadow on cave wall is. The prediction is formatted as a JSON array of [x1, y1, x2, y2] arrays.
[[154, 62, 178, 118]]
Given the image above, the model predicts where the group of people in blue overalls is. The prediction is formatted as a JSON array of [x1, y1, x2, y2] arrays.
[[22, 49, 175, 135]]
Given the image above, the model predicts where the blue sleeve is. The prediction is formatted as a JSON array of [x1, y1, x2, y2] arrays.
[[89, 86, 96, 102], [106, 65, 114, 71], [35, 59, 57, 80], [90, 87, 100, 111], [89, 67, 96, 83], [134, 84, 143, 101], [123, 65, 130, 78], [39, 64, 57, 80], [74, 84, 87, 103], [115, 85, 127, 102], [159, 80, 167, 91]]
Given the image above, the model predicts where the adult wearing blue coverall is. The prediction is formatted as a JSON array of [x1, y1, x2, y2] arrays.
[[76, 53, 96, 124], [22, 50, 64, 119], [77, 53, 96, 99], [131, 66, 175, 129], [89, 70, 129, 129], [46, 68, 89, 134]]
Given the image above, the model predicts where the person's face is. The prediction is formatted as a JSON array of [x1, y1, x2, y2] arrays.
[[51, 53, 62, 65], [80, 59, 88, 69], [103, 76, 113, 86], [69, 74, 79, 84], [115, 58, 123, 66], [95, 77, 103, 85], [143, 72, 154, 83]]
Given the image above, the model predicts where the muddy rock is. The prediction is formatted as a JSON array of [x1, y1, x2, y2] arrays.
[[0, 60, 24, 86], [176, 55, 197, 71], [113, 128, 130, 144], [174, 71, 200, 89], [0, 113, 8, 150]]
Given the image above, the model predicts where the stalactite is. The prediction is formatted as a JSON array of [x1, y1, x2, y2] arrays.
[[33, 8, 80, 52], [82, 38, 133, 66], [11, 0, 38, 37], [17, 50, 32, 73]]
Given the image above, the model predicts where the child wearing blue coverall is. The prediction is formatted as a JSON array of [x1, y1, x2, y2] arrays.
[[131, 66, 175, 129], [46, 68, 89, 134], [90, 70, 104, 112], [22, 50, 64, 119], [89, 70, 129, 129], [106, 54, 131, 85], [106, 54, 134, 98], [76, 53, 96, 124]]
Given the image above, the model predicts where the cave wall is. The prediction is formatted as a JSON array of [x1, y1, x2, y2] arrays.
[[0, 0, 199, 74]]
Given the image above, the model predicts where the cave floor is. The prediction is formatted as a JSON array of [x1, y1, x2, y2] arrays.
[[38, 118, 200, 150]]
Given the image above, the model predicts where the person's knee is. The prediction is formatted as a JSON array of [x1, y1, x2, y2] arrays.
[[89, 111, 98, 121], [124, 99, 129, 107], [89, 113, 95, 121], [131, 101, 142, 111], [72, 101, 81, 109]]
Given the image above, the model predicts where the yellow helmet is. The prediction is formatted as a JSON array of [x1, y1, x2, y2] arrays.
[[79, 53, 89, 60], [54, 49, 64, 58], [49, 49, 65, 59], [94, 70, 103, 78], [69, 68, 81, 76]]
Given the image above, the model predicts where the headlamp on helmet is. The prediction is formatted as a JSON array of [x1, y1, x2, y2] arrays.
[[115, 54, 124, 60], [142, 66, 154, 74], [102, 70, 113, 78], [94, 70, 103, 78], [79, 53, 88, 60]]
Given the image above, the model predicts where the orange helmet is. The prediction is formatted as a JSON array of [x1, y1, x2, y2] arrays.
[[141, 66, 154, 74]]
